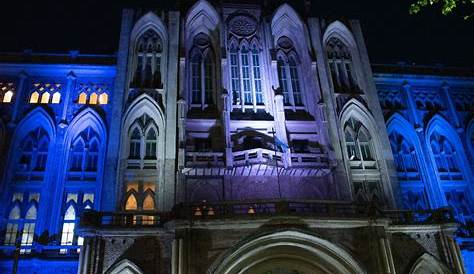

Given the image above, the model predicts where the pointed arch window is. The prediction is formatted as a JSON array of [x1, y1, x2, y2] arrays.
[[276, 37, 304, 109], [60, 192, 94, 254], [4, 205, 21, 245], [124, 182, 156, 225], [68, 127, 100, 181], [16, 128, 50, 180], [145, 128, 157, 159], [389, 132, 421, 181], [326, 37, 357, 93], [189, 34, 215, 109], [0, 82, 15, 103], [132, 29, 163, 89], [344, 118, 376, 169], [127, 114, 159, 169], [20, 205, 37, 253], [229, 43, 264, 111], [430, 133, 463, 181]]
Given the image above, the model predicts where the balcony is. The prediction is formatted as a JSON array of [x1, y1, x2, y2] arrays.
[[79, 200, 456, 230]]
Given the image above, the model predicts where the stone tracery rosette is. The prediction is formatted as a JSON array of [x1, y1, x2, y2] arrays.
[[228, 13, 258, 38]]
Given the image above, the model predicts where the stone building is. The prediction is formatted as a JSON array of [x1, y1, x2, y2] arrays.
[[0, 0, 473, 273]]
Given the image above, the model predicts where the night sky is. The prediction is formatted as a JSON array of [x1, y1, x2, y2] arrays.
[[1, 0, 473, 67]]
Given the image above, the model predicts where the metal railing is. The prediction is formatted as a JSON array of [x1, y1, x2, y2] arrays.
[[79, 200, 456, 229]]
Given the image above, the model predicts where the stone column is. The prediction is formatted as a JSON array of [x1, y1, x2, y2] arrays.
[[10, 71, 28, 125], [60, 71, 76, 127], [274, 90, 291, 168], [222, 91, 233, 167], [401, 82, 421, 129]]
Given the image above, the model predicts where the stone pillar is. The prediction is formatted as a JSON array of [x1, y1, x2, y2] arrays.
[[441, 83, 461, 130], [176, 99, 187, 203], [222, 91, 233, 167], [60, 71, 76, 127], [10, 71, 28, 125], [274, 90, 291, 168], [401, 82, 421, 129]]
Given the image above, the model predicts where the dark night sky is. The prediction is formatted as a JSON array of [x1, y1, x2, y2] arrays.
[[1, 0, 473, 67]]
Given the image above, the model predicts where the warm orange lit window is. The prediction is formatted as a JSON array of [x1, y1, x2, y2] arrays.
[[30, 92, 40, 103], [78, 92, 87, 104], [143, 195, 155, 210], [125, 194, 138, 211], [89, 93, 98, 105], [40, 92, 50, 104]]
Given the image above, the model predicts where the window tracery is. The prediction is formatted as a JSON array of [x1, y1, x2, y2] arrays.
[[132, 29, 163, 89], [389, 132, 421, 181], [29, 82, 62, 104], [227, 13, 264, 112], [430, 133, 463, 181], [67, 127, 100, 181], [76, 83, 109, 105], [344, 117, 376, 169], [127, 114, 159, 169], [326, 38, 358, 93], [189, 34, 215, 109], [0, 82, 15, 103], [15, 128, 50, 180], [60, 192, 94, 254], [124, 182, 156, 225], [276, 37, 304, 110]]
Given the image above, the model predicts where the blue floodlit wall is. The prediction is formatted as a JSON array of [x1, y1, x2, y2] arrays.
[[374, 70, 474, 273], [0, 58, 473, 273], [0, 57, 116, 273]]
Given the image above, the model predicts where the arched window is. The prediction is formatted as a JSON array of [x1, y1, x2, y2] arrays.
[[78, 92, 87, 104], [89, 93, 98, 105], [30, 92, 39, 103], [389, 132, 420, 181], [98, 93, 108, 105], [189, 34, 215, 109], [276, 37, 304, 109], [52, 92, 61, 104], [344, 118, 376, 169], [430, 133, 462, 181], [60, 205, 76, 248], [40, 92, 50, 104], [129, 128, 142, 160], [326, 37, 357, 93], [16, 128, 50, 179], [124, 182, 156, 225], [127, 114, 159, 169], [145, 128, 157, 159], [20, 205, 37, 253], [3, 90, 13, 103], [60, 192, 94, 254], [4, 205, 21, 245], [229, 43, 264, 111], [68, 127, 100, 181], [0, 82, 15, 103], [125, 194, 138, 211], [132, 29, 163, 89]]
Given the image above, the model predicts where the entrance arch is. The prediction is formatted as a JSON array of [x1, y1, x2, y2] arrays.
[[208, 230, 366, 274]]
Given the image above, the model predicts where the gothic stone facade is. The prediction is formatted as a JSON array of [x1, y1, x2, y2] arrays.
[[0, 1, 473, 274]]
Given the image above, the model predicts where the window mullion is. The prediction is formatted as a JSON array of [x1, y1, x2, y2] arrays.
[[285, 63, 296, 111], [249, 51, 257, 112], [201, 59, 206, 110], [238, 50, 245, 112]]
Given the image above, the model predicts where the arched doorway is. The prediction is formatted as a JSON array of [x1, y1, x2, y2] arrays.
[[208, 230, 366, 274]]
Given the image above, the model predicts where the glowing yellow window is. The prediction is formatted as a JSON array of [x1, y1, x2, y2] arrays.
[[78, 92, 87, 104], [3, 91, 13, 103], [143, 194, 155, 210], [98, 93, 108, 105], [30, 92, 40, 103], [52, 92, 61, 104], [89, 93, 98, 105], [40, 92, 50, 104], [125, 194, 138, 211]]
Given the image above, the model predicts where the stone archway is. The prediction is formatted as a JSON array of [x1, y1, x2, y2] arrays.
[[208, 230, 366, 274]]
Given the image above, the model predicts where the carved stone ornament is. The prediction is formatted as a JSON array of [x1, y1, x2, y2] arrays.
[[228, 14, 258, 37]]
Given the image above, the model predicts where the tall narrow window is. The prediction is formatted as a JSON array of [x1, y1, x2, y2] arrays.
[[40, 92, 50, 104], [228, 43, 264, 111], [60, 205, 76, 253], [52, 92, 61, 104], [188, 34, 215, 109], [326, 37, 357, 93], [125, 194, 138, 211], [344, 118, 376, 169], [68, 128, 100, 180], [431, 133, 462, 181], [4, 206, 20, 245], [16, 128, 49, 179], [133, 29, 163, 89], [129, 128, 141, 160], [145, 128, 157, 159], [20, 205, 37, 254], [276, 37, 304, 109], [191, 54, 202, 104]]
